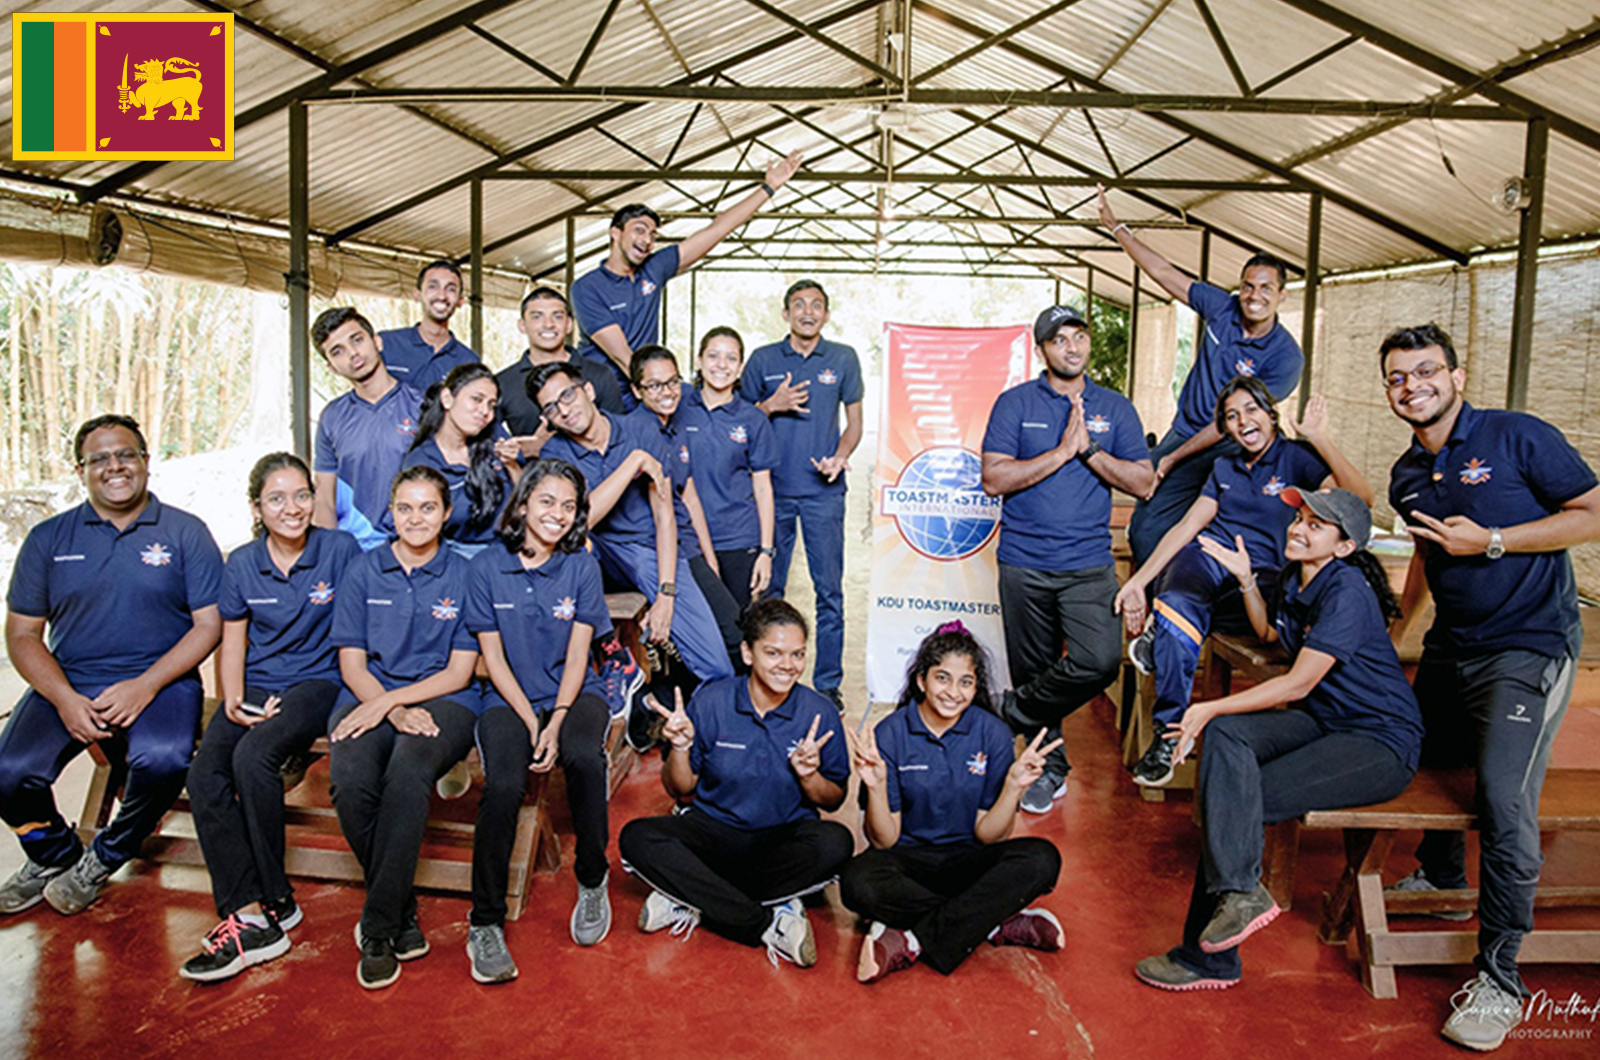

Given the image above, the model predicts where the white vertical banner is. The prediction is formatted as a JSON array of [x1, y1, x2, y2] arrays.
[[866, 323, 1032, 702]]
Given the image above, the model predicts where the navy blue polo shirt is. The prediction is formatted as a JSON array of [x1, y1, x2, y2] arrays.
[[681, 388, 779, 552], [330, 543, 481, 712], [572, 246, 682, 394], [873, 704, 1015, 848], [1277, 559, 1423, 771], [1202, 436, 1330, 574], [376, 326, 479, 392], [982, 375, 1149, 571], [466, 545, 612, 711], [496, 351, 625, 435], [314, 381, 423, 550], [1389, 403, 1597, 659], [685, 676, 850, 831], [7, 496, 223, 688], [219, 528, 361, 690], [739, 337, 864, 497], [401, 433, 515, 546], [625, 405, 701, 559], [541, 412, 658, 546], [1171, 282, 1304, 439]]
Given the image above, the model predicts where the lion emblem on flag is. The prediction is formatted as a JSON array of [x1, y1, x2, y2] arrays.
[[129, 57, 203, 120]]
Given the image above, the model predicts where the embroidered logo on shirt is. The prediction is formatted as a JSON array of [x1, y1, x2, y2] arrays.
[[729, 424, 748, 444], [641, 280, 658, 296], [1234, 356, 1257, 376], [1087, 413, 1111, 434], [966, 751, 988, 776], [1459, 458, 1492, 485], [1261, 476, 1286, 497], [431, 597, 460, 621], [397, 417, 416, 437], [140, 542, 172, 567], [553, 596, 576, 621], [308, 581, 334, 606], [679, 444, 690, 464], [817, 369, 838, 385]]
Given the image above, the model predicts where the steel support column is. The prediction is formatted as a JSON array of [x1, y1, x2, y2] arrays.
[[287, 102, 311, 459], [565, 217, 577, 295], [1299, 192, 1322, 416], [1128, 269, 1142, 396], [1507, 117, 1548, 411], [470, 178, 484, 353]]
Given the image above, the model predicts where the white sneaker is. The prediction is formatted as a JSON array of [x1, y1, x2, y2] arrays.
[[1442, 971, 1523, 1051], [637, 890, 699, 939], [761, 898, 816, 968]]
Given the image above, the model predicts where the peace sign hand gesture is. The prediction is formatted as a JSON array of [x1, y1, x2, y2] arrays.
[[648, 689, 694, 751], [846, 722, 886, 791], [1007, 729, 1064, 790], [789, 712, 835, 778]]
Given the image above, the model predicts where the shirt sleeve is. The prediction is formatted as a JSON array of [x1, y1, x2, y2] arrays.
[[313, 404, 338, 474], [1110, 396, 1150, 463], [584, 360, 626, 415], [218, 552, 249, 622], [448, 562, 478, 653], [839, 347, 865, 405], [5, 522, 53, 618], [1516, 414, 1600, 508], [980, 390, 1021, 457], [747, 408, 779, 472], [1186, 280, 1234, 323], [573, 552, 613, 637], [182, 518, 224, 611], [977, 722, 1017, 811], [1288, 439, 1332, 487], [1256, 343, 1305, 404], [464, 555, 496, 635], [571, 272, 618, 339], [646, 245, 682, 284], [1200, 463, 1224, 501], [738, 349, 772, 405], [877, 718, 903, 815], [816, 705, 851, 786], [330, 555, 370, 650], [685, 682, 714, 777]]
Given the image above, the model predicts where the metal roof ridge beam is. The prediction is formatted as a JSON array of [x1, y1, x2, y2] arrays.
[[735, 0, 900, 83], [483, 169, 1302, 191], [911, 0, 1084, 86]]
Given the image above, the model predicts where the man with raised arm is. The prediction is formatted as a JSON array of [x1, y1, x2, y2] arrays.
[[1097, 186, 1304, 567]]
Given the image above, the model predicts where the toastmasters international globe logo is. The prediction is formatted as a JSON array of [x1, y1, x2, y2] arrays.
[[879, 447, 1000, 561]]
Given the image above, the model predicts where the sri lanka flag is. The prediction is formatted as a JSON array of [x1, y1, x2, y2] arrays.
[[11, 13, 233, 161]]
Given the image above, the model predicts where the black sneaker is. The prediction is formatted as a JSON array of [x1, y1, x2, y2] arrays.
[[180, 914, 289, 983], [1131, 735, 1178, 787], [625, 683, 665, 753], [263, 895, 302, 932], [394, 912, 429, 961], [357, 934, 400, 990], [1128, 627, 1155, 676]]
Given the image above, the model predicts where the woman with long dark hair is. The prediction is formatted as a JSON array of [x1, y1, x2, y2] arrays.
[[1135, 487, 1422, 991], [463, 458, 616, 982], [404, 363, 519, 557], [840, 621, 1064, 984], [180, 453, 360, 982]]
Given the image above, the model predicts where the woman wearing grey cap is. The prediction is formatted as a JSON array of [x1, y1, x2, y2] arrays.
[[1134, 486, 1424, 992]]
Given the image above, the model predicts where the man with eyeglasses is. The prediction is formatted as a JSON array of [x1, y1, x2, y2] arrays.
[[1380, 323, 1600, 1051], [532, 363, 736, 713], [0, 415, 223, 917]]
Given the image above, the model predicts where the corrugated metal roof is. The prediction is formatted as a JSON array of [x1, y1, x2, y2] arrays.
[[5, 0, 1600, 294]]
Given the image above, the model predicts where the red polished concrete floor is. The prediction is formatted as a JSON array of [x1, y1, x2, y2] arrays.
[[1, 700, 1596, 1060]]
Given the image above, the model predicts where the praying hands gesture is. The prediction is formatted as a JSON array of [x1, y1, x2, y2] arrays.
[[788, 712, 835, 779], [1061, 395, 1090, 461]]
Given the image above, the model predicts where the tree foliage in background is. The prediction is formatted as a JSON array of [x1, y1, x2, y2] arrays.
[[1087, 297, 1129, 394]]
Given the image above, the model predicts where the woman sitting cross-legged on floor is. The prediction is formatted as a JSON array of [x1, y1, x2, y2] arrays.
[[1135, 487, 1423, 992], [840, 622, 1064, 983]]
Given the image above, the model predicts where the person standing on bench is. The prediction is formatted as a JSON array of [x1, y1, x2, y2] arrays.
[[181, 453, 361, 982], [841, 622, 1064, 984], [465, 459, 617, 983], [981, 303, 1153, 814], [1115, 379, 1372, 787], [1379, 323, 1600, 1052], [0, 415, 223, 918], [617, 599, 852, 968], [1134, 487, 1421, 992], [327, 466, 481, 991]]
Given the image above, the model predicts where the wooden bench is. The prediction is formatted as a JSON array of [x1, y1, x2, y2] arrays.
[[76, 591, 650, 920], [1262, 768, 1600, 999]]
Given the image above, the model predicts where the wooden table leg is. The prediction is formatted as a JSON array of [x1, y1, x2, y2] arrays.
[[1351, 830, 1398, 999], [1319, 827, 1375, 944]]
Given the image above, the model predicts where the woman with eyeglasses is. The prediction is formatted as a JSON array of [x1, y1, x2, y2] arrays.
[[180, 452, 361, 982], [681, 327, 778, 612], [627, 345, 745, 671], [404, 363, 520, 559]]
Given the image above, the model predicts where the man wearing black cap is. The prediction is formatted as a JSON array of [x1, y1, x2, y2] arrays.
[[1380, 323, 1600, 1051], [1097, 186, 1303, 568], [981, 306, 1154, 812]]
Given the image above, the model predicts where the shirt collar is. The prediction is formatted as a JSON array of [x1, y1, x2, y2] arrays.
[[376, 541, 452, 579], [903, 701, 977, 741], [736, 677, 799, 722], [1029, 373, 1098, 402], [252, 526, 327, 576], [1404, 401, 1478, 461], [80, 493, 163, 529]]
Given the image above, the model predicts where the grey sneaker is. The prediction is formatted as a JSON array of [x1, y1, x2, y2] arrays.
[[1134, 953, 1239, 992], [1442, 971, 1524, 1051], [570, 873, 612, 947], [638, 889, 699, 938], [1199, 883, 1281, 952], [43, 845, 114, 915], [1131, 735, 1178, 787], [761, 898, 816, 968], [466, 924, 519, 984], [1020, 768, 1067, 814], [1388, 868, 1473, 921], [0, 857, 67, 914]]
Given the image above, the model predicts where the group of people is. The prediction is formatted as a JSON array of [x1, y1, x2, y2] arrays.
[[0, 167, 1592, 1052]]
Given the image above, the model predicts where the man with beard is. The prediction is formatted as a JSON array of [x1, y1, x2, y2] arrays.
[[1096, 186, 1303, 568], [980, 305, 1153, 812], [572, 152, 802, 407], [378, 260, 480, 392], [1380, 323, 1600, 1051], [310, 308, 424, 550]]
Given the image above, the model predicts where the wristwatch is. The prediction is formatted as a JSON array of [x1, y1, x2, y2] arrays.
[[1485, 528, 1505, 561], [658, 581, 678, 597], [1081, 438, 1102, 461], [759, 547, 776, 557]]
